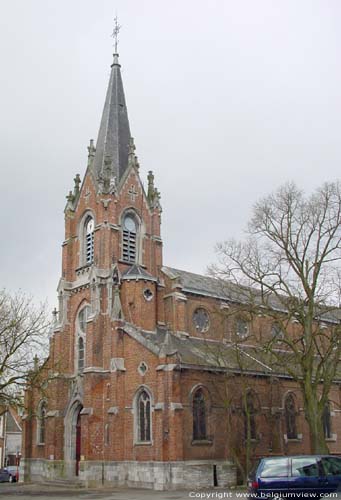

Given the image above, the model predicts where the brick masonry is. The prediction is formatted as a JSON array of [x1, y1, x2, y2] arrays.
[[21, 53, 341, 490]]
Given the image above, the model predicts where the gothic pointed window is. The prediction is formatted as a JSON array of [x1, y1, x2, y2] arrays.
[[85, 217, 94, 264], [37, 401, 47, 445], [76, 305, 90, 374], [78, 337, 85, 372], [322, 402, 332, 439], [136, 389, 151, 442], [193, 388, 207, 440], [122, 214, 137, 263], [284, 394, 297, 439], [244, 391, 257, 440]]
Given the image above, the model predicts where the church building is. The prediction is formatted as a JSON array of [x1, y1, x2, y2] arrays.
[[21, 45, 341, 490]]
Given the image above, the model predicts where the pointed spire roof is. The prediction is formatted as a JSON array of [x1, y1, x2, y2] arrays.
[[92, 53, 131, 183]]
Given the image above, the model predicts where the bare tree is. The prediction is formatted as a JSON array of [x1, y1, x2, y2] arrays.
[[0, 289, 49, 409], [201, 320, 271, 483], [211, 181, 341, 454]]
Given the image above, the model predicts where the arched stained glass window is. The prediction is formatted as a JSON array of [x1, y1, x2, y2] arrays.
[[37, 401, 47, 445], [284, 394, 297, 439], [193, 388, 207, 440], [78, 337, 85, 372], [137, 390, 151, 442], [323, 402, 332, 439], [244, 391, 257, 440]]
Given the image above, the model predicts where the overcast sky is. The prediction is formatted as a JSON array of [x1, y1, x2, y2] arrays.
[[1, 0, 341, 310]]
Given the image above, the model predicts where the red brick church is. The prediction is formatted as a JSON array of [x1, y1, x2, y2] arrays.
[[21, 47, 341, 489]]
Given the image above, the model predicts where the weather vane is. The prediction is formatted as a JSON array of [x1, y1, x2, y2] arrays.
[[112, 15, 121, 54]]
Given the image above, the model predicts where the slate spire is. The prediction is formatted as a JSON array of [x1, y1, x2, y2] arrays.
[[92, 52, 131, 185]]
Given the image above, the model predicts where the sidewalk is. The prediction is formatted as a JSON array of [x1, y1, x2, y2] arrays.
[[0, 482, 248, 499]]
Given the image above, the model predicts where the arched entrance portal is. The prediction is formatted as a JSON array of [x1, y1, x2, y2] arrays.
[[64, 401, 83, 477]]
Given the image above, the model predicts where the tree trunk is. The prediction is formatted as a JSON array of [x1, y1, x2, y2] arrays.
[[303, 386, 329, 454]]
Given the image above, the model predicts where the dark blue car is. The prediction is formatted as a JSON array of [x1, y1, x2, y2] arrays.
[[248, 455, 341, 498]]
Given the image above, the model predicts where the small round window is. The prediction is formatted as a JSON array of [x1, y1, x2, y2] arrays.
[[123, 215, 137, 233], [143, 289, 154, 301], [193, 308, 210, 333]]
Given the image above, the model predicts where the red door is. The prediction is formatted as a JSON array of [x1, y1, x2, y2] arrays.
[[75, 412, 81, 476]]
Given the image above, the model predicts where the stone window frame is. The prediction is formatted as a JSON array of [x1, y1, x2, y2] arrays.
[[190, 384, 212, 445], [271, 322, 285, 341], [75, 303, 91, 375], [243, 389, 259, 441], [235, 316, 250, 339], [120, 208, 142, 265], [284, 392, 298, 440], [192, 307, 210, 334], [78, 210, 96, 267], [322, 401, 333, 440], [37, 400, 47, 445], [133, 385, 153, 445]]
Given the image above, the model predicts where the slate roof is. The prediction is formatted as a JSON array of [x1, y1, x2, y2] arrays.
[[92, 54, 131, 182], [6, 411, 21, 433], [122, 265, 157, 282], [162, 266, 247, 302], [162, 267, 341, 323], [123, 324, 341, 382]]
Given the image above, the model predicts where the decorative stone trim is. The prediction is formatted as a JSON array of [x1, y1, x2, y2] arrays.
[[108, 407, 119, 415], [191, 439, 213, 446], [284, 433, 303, 442], [154, 403, 165, 411], [170, 402, 183, 411], [138, 361, 148, 376], [156, 363, 178, 371], [326, 433, 337, 442], [175, 331, 189, 338], [110, 358, 126, 372], [163, 291, 187, 301], [80, 407, 93, 416], [83, 367, 110, 374], [46, 410, 59, 418]]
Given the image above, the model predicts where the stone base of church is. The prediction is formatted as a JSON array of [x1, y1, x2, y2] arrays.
[[20, 458, 236, 490]]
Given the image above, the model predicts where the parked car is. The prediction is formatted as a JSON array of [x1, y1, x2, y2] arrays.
[[248, 455, 341, 498], [0, 468, 16, 483], [4, 466, 19, 482]]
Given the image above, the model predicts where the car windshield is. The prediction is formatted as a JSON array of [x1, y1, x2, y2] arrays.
[[260, 458, 288, 478], [322, 457, 341, 476], [291, 457, 318, 477]]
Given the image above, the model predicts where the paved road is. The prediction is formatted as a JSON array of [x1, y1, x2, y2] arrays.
[[0, 483, 247, 500], [0, 484, 340, 500]]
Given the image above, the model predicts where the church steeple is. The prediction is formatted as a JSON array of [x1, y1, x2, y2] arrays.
[[92, 50, 131, 185]]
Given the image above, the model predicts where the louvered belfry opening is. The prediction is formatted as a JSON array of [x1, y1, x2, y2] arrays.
[[122, 214, 137, 262]]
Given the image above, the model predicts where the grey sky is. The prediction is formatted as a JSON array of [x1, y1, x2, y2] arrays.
[[1, 0, 341, 310]]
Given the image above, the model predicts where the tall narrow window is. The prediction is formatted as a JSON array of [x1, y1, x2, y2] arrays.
[[85, 217, 94, 263], [122, 214, 137, 262], [323, 402, 332, 439], [137, 390, 151, 442], [78, 337, 85, 372], [193, 388, 207, 440], [244, 391, 257, 440], [284, 394, 297, 439], [76, 305, 90, 374], [37, 401, 47, 444]]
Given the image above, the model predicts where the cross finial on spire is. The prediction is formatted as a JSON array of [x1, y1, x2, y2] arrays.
[[112, 15, 121, 54]]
